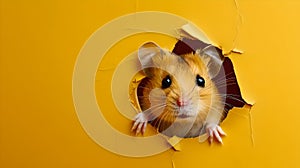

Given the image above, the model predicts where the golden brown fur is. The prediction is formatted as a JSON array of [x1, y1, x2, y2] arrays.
[[137, 52, 224, 138]]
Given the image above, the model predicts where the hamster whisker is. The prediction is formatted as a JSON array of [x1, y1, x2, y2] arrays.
[[137, 95, 165, 99], [140, 102, 166, 111], [213, 79, 237, 87], [213, 75, 236, 81], [215, 93, 244, 97], [211, 99, 244, 111], [145, 102, 167, 110], [163, 112, 175, 130], [210, 100, 234, 107], [215, 83, 239, 89], [218, 81, 238, 86], [140, 97, 165, 105], [224, 96, 246, 104], [213, 71, 235, 81], [214, 94, 245, 103], [214, 76, 237, 83], [152, 111, 169, 130], [200, 104, 225, 117], [160, 112, 171, 128], [139, 92, 167, 98], [215, 78, 238, 83], [143, 104, 167, 121], [214, 81, 238, 87], [214, 80, 238, 87]]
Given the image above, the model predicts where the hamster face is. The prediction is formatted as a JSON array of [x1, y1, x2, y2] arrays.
[[134, 42, 225, 139], [137, 50, 219, 137], [146, 52, 214, 119]]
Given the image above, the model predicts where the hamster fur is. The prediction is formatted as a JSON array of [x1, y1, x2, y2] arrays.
[[132, 42, 226, 143]]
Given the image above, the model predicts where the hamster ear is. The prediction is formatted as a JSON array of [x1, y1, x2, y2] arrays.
[[138, 42, 164, 76], [196, 45, 224, 78]]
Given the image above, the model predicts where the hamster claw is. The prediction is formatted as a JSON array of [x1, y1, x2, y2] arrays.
[[205, 124, 226, 144], [131, 113, 148, 135]]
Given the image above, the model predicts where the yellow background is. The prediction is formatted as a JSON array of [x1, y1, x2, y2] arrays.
[[1, 0, 300, 167]]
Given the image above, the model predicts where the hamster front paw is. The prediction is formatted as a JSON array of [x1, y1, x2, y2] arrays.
[[131, 113, 148, 135], [205, 123, 226, 144]]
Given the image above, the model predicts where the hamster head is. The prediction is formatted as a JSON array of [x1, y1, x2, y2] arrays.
[[137, 42, 223, 136]]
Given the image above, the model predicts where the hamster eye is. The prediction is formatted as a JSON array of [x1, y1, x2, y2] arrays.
[[196, 75, 205, 87], [161, 75, 172, 89]]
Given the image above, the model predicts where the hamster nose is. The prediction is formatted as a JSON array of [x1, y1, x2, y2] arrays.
[[176, 98, 186, 107]]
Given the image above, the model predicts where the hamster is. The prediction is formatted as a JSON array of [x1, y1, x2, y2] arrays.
[[131, 42, 226, 144]]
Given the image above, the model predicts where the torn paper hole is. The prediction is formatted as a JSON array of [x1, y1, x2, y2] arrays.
[[129, 23, 253, 149]]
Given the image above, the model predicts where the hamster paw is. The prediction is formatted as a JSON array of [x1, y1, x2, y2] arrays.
[[206, 124, 226, 144], [131, 113, 148, 135]]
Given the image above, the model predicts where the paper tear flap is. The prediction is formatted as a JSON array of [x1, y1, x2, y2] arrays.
[[167, 136, 182, 151]]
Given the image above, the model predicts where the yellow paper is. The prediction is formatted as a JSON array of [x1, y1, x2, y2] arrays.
[[1, 0, 300, 168]]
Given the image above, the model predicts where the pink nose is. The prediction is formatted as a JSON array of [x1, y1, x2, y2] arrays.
[[177, 99, 186, 107]]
